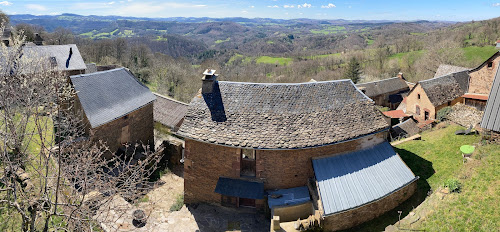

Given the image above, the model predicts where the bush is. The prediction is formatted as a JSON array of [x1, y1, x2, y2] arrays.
[[170, 194, 184, 211], [443, 178, 461, 192], [437, 106, 453, 121]]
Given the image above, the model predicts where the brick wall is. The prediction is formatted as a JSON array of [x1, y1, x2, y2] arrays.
[[89, 103, 154, 157], [322, 180, 417, 231], [469, 55, 500, 94], [183, 131, 388, 205]]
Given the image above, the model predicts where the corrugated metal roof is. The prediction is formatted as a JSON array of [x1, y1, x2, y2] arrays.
[[70, 68, 156, 128], [481, 63, 500, 132], [312, 142, 416, 216], [267, 186, 311, 208], [214, 177, 264, 199]]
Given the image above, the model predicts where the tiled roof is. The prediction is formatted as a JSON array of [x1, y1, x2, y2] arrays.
[[419, 70, 469, 106], [312, 142, 417, 215], [70, 68, 156, 128], [391, 119, 420, 139], [177, 80, 389, 149], [153, 93, 189, 130], [462, 93, 488, 101], [433, 64, 469, 78], [23, 44, 86, 71], [356, 77, 409, 98], [383, 110, 409, 118], [481, 63, 500, 132]]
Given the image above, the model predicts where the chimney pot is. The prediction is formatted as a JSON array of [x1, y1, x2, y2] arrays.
[[397, 72, 405, 80]]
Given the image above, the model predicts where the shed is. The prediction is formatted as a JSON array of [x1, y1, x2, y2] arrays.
[[153, 93, 189, 131]]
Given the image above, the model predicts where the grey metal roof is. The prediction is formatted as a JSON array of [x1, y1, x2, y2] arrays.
[[23, 44, 86, 71], [178, 79, 389, 149], [356, 77, 409, 98], [312, 142, 416, 215], [419, 70, 469, 106], [433, 64, 469, 78], [153, 93, 189, 130], [267, 186, 311, 208], [214, 177, 264, 199], [70, 68, 156, 128], [481, 63, 500, 132]]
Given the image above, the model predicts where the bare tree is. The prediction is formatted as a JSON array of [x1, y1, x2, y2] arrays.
[[1, 30, 163, 232]]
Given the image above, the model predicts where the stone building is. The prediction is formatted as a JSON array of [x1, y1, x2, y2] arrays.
[[406, 70, 469, 122], [177, 70, 417, 231], [70, 68, 156, 157], [480, 62, 500, 142], [22, 44, 87, 76], [153, 93, 189, 131], [464, 51, 500, 110], [356, 73, 410, 109]]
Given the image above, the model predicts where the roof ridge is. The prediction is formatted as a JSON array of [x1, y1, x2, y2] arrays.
[[356, 76, 400, 85], [219, 79, 351, 86], [419, 70, 466, 83], [153, 92, 189, 106], [70, 67, 125, 79]]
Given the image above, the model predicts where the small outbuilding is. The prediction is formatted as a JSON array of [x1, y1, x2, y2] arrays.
[[356, 74, 410, 109], [70, 68, 156, 156], [153, 93, 189, 132]]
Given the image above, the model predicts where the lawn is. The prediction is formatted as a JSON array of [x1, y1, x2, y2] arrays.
[[462, 46, 498, 64], [346, 124, 499, 231], [256, 56, 293, 66]]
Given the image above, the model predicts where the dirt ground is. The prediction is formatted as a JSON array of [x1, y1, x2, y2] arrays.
[[96, 167, 269, 232]]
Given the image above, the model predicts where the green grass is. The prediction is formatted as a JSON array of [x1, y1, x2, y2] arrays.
[[256, 56, 292, 66], [266, 40, 274, 44], [310, 26, 346, 35], [462, 46, 498, 63], [307, 53, 341, 59], [410, 32, 425, 36], [156, 36, 168, 41], [169, 194, 184, 211], [215, 38, 230, 44], [348, 124, 492, 231]]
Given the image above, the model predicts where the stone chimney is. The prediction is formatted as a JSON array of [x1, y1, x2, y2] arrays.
[[202, 69, 217, 94], [34, 33, 43, 46], [397, 72, 405, 80]]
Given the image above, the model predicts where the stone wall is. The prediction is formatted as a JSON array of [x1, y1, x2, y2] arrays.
[[89, 103, 154, 157], [272, 202, 314, 222], [406, 85, 436, 120], [469, 54, 500, 94], [322, 180, 417, 231], [183, 131, 388, 205]]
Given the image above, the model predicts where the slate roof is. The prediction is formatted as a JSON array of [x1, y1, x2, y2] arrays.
[[214, 177, 264, 199], [419, 70, 469, 106], [153, 93, 189, 130], [70, 68, 156, 128], [356, 77, 410, 98], [312, 142, 417, 216], [433, 64, 469, 78], [22, 44, 86, 71], [177, 80, 389, 149], [481, 63, 500, 132], [391, 119, 420, 139]]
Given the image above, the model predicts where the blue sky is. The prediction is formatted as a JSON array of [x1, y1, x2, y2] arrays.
[[0, 0, 499, 21]]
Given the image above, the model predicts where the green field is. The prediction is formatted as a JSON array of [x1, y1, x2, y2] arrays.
[[256, 56, 293, 65], [462, 46, 498, 63], [310, 26, 346, 35], [215, 38, 231, 44], [350, 124, 499, 231]]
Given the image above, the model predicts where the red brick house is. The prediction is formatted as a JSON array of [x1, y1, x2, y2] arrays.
[[177, 70, 417, 231], [70, 68, 156, 156], [406, 70, 469, 122]]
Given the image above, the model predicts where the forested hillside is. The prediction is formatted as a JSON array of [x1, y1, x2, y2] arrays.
[[5, 13, 500, 102]]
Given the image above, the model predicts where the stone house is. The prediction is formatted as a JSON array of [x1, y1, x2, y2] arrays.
[[464, 51, 500, 110], [480, 62, 500, 141], [23, 44, 87, 76], [153, 93, 189, 132], [406, 70, 469, 122], [70, 68, 156, 157], [177, 70, 417, 231], [356, 73, 410, 109]]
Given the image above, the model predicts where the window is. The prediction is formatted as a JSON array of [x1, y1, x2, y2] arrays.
[[416, 105, 420, 116], [417, 94, 421, 100], [487, 62, 493, 68], [241, 149, 256, 177], [424, 111, 429, 120]]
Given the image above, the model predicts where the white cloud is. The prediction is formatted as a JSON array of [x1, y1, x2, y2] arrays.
[[108, 1, 115, 5], [49, 12, 61, 15], [493, 3, 500, 6], [26, 4, 47, 11], [283, 5, 294, 8], [267, 5, 279, 8], [241, 10, 248, 13], [113, 2, 207, 16], [321, 3, 336, 8], [250, 5, 254, 8], [297, 3, 311, 8], [0, 1, 12, 6]]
